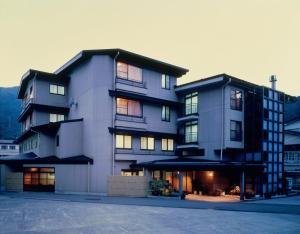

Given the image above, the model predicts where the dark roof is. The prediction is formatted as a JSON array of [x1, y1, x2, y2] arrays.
[[0, 153, 93, 164], [54, 49, 188, 77], [175, 73, 290, 95], [18, 104, 70, 122], [18, 69, 58, 99], [15, 119, 83, 143], [285, 96, 300, 123], [131, 158, 265, 171]]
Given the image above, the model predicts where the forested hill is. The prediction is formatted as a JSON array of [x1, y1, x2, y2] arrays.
[[0, 87, 21, 139]]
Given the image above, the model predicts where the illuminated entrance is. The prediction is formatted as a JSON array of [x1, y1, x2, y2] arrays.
[[23, 167, 55, 192]]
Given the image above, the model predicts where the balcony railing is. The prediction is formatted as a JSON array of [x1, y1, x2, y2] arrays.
[[185, 103, 198, 116], [184, 133, 198, 143], [21, 97, 34, 110]]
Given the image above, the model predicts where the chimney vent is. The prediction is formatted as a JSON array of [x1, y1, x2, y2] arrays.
[[270, 75, 277, 90]]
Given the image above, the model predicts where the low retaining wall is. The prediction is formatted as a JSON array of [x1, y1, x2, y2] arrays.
[[107, 176, 149, 197]]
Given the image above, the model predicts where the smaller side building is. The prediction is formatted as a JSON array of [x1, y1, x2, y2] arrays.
[[0, 140, 19, 156]]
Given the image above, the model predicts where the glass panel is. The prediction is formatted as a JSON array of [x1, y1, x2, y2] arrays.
[[57, 115, 65, 122], [128, 100, 141, 116], [117, 62, 128, 78], [50, 114, 57, 123], [148, 137, 154, 150], [168, 139, 174, 151], [128, 65, 142, 82], [116, 135, 124, 148], [50, 84, 57, 94], [57, 86, 65, 95], [140, 137, 147, 150], [161, 139, 167, 151], [124, 135, 132, 149]]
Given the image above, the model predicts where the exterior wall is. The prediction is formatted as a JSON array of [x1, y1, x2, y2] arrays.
[[0, 143, 19, 156], [107, 176, 148, 197], [224, 85, 244, 149], [34, 79, 68, 108], [55, 121, 83, 158], [5, 166, 23, 192], [67, 55, 114, 193], [39, 134, 55, 157], [285, 120, 300, 132]]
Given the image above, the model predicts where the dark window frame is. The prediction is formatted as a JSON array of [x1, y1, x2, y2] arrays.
[[140, 136, 155, 151], [161, 138, 174, 151], [116, 134, 132, 149], [230, 89, 243, 111], [230, 120, 242, 141], [116, 61, 143, 83], [161, 74, 170, 90], [161, 105, 170, 122], [116, 97, 143, 118], [184, 121, 198, 143], [185, 92, 198, 115], [49, 84, 65, 96]]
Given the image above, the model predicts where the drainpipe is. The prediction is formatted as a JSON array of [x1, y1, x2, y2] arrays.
[[220, 78, 231, 161], [87, 161, 90, 193], [112, 51, 120, 176]]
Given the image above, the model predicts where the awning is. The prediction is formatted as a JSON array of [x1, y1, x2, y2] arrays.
[[0, 153, 93, 165], [130, 158, 265, 171]]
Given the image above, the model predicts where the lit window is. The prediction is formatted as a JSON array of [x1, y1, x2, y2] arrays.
[[185, 92, 198, 115], [162, 105, 170, 121], [49, 114, 65, 123], [50, 84, 65, 95], [116, 98, 142, 117], [230, 120, 242, 141], [185, 121, 198, 143], [117, 62, 142, 82], [116, 134, 132, 149], [161, 138, 174, 151], [161, 74, 170, 89], [230, 89, 242, 111], [141, 137, 155, 150]]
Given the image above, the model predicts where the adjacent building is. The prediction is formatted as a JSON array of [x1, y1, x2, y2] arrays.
[[0, 49, 290, 198], [0, 140, 19, 156]]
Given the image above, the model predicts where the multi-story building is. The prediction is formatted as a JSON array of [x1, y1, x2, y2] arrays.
[[0, 49, 289, 198], [0, 140, 19, 156], [284, 99, 300, 191]]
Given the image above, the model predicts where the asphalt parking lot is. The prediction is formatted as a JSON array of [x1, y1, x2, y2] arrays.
[[0, 193, 300, 234]]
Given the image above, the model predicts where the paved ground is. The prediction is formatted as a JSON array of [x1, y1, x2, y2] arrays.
[[0, 193, 300, 234]]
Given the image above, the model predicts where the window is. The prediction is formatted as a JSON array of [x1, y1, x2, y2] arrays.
[[9, 145, 16, 150], [56, 135, 59, 147], [50, 84, 65, 95], [116, 98, 142, 117], [1, 145, 7, 150], [161, 74, 170, 89], [185, 92, 198, 115], [185, 121, 198, 143], [116, 134, 132, 149], [117, 62, 142, 82], [162, 105, 170, 121], [140, 137, 155, 150], [49, 113, 65, 123], [230, 120, 242, 141], [161, 138, 174, 151], [230, 89, 242, 111]]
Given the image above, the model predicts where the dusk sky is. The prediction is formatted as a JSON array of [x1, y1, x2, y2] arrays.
[[0, 0, 299, 95]]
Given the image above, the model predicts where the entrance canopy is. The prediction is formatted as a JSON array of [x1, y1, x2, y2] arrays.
[[131, 158, 265, 171]]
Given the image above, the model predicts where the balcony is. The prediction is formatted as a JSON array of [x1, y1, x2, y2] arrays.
[[176, 133, 198, 150], [21, 97, 35, 111]]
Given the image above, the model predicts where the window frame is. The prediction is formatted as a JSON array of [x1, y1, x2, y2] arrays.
[[230, 120, 242, 141], [230, 89, 243, 111], [116, 61, 143, 83], [161, 138, 174, 151], [161, 74, 170, 90], [140, 136, 155, 150], [49, 113, 65, 123], [161, 105, 170, 122], [185, 121, 198, 143], [185, 92, 198, 115], [49, 84, 65, 96], [116, 134, 132, 149], [116, 97, 143, 117]]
